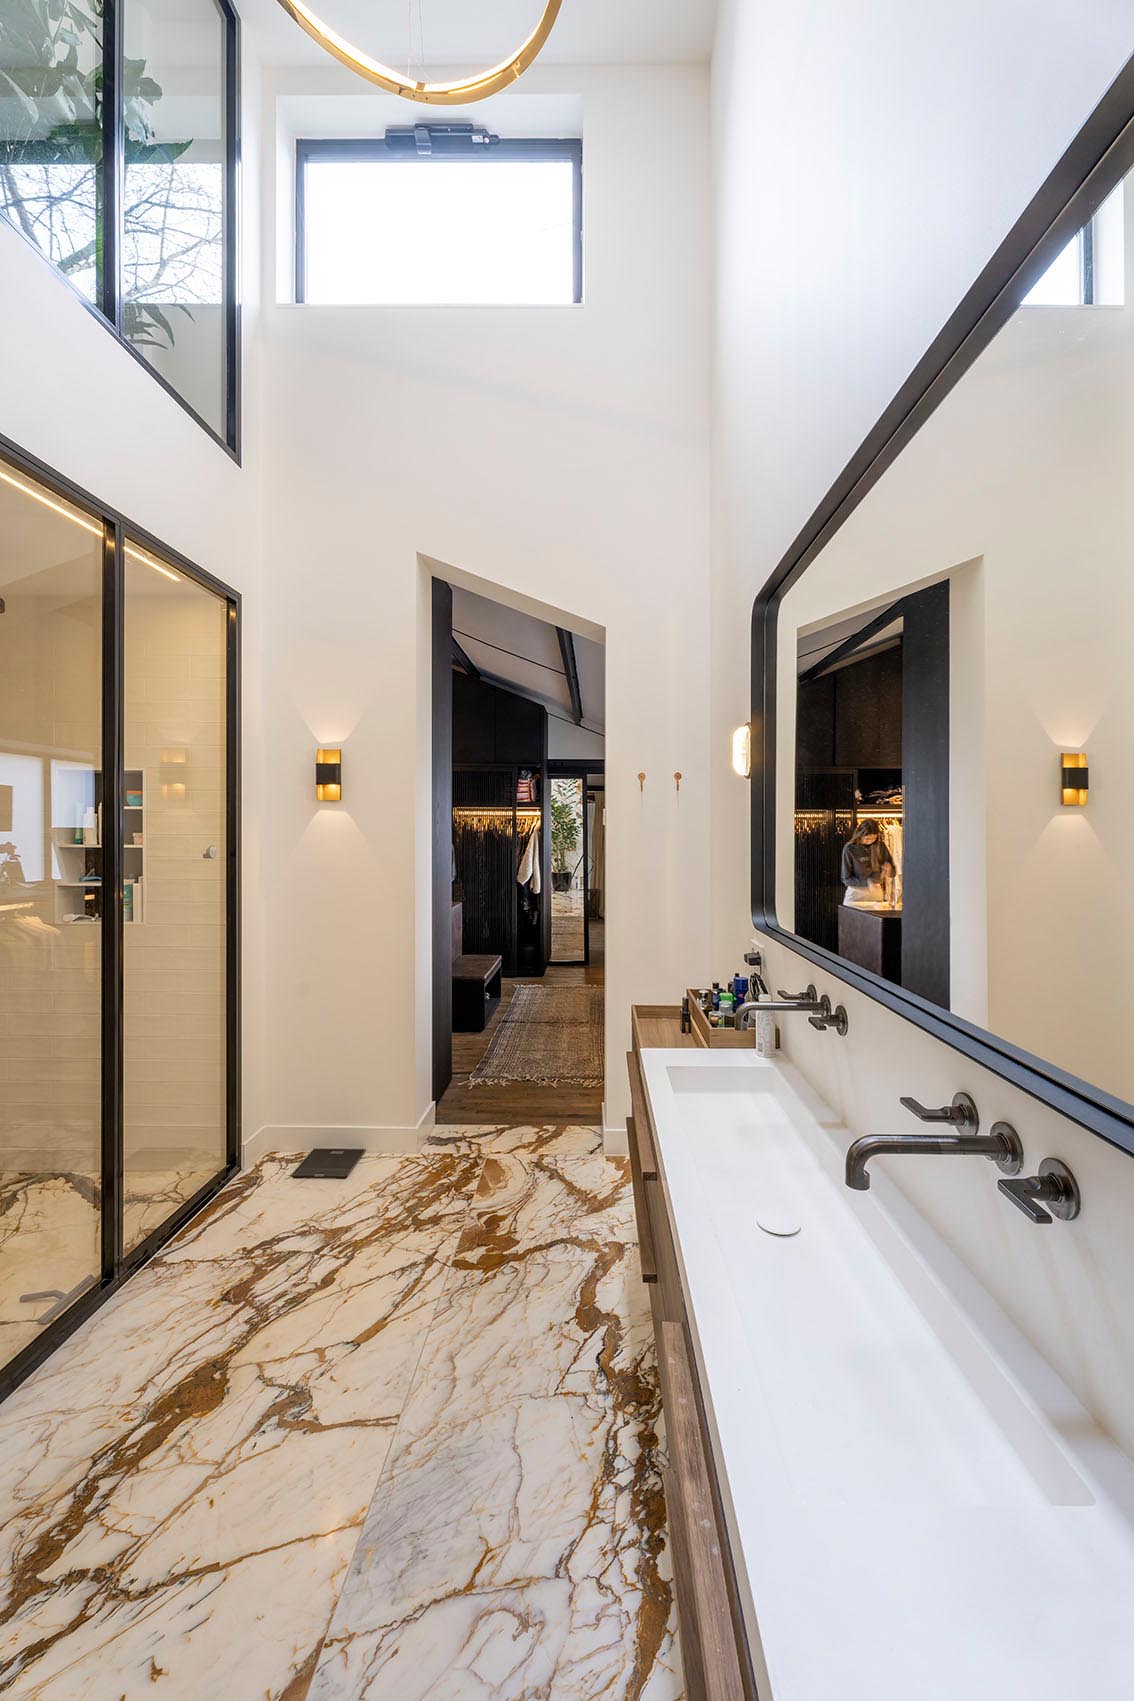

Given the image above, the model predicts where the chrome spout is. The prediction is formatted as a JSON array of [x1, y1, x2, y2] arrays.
[[845, 1125, 1023, 1190], [737, 986, 848, 1036]]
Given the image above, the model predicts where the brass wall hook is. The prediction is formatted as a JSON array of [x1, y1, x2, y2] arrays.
[[674, 771, 682, 793], [637, 772, 646, 793]]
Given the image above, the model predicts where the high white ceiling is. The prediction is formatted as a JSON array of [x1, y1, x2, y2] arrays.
[[452, 585, 604, 736], [238, 0, 717, 72]]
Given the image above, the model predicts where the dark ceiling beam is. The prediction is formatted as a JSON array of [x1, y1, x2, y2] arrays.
[[453, 626, 565, 678], [451, 635, 480, 679], [799, 598, 906, 683], [556, 627, 583, 724]]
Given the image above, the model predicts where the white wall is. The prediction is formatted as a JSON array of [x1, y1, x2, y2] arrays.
[[710, 1, 1134, 1456], [0, 37, 267, 1145], [256, 63, 711, 1140]]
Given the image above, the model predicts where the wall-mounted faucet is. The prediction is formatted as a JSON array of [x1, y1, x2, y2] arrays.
[[998, 1158, 1081, 1224], [736, 983, 848, 1037], [844, 1095, 1024, 1190]]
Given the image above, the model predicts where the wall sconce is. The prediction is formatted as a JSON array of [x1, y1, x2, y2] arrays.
[[731, 723, 752, 779], [315, 747, 342, 802], [1060, 752, 1089, 807]]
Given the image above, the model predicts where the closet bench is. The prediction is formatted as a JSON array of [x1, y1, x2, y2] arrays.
[[452, 954, 503, 1032]]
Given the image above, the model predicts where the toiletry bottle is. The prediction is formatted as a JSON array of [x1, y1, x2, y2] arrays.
[[733, 971, 747, 1003], [711, 981, 721, 1011], [680, 995, 691, 1035], [82, 806, 98, 846]]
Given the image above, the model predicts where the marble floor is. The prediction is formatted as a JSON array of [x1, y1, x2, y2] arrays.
[[0, 1127, 683, 1700], [0, 1155, 224, 1365]]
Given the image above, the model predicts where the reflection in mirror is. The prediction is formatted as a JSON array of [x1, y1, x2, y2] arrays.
[[123, 0, 228, 437], [779, 159, 1133, 1104]]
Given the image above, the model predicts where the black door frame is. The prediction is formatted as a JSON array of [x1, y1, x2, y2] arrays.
[[547, 761, 597, 966], [0, 429, 241, 1403]]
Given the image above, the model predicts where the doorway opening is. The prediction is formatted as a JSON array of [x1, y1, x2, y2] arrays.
[[431, 577, 605, 1126], [793, 579, 949, 1005], [548, 765, 604, 967]]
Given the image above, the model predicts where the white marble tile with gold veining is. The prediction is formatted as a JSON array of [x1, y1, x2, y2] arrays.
[[466, 1149, 636, 1256], [0, 1152, 481, 1700], [309, 1156, 682, 1701], [424, 1124, 602, 1157], [0, 1171, 101, 1363], [389, 1154, 650, 1418], [0, 1157, 223, 1366]]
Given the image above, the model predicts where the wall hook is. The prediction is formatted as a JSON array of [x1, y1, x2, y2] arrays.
[[637, 771, 646, 793], [674, 771, 682, 793]]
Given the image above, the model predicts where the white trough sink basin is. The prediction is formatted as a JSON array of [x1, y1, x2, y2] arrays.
[[641, 1049, 1134, 1700]]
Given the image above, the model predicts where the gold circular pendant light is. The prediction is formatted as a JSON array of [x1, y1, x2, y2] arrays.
[[273, 0, 564, 104]]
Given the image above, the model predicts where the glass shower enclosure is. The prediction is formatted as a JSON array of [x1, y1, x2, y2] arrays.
[[0, 440, 239, 1400]]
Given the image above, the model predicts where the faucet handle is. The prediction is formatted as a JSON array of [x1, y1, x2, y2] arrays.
[[777, 985, 817, 1003], [998, 1158, 1080, 1225], [899, 1091, 979, 1130], [808, 995, 849, 1037]]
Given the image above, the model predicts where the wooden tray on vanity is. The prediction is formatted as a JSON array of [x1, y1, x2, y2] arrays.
[[631, 1004, 699, 1052], [686, 991, 755, 1051]]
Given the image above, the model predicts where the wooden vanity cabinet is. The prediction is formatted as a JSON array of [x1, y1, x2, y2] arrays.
[[627, 1015, 758, 1701]]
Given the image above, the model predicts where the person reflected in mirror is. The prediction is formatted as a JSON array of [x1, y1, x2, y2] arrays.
[[841, 817, 895, 908]]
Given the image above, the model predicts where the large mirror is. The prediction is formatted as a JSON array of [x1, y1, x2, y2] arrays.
[[759, 141, 1134, 1130]]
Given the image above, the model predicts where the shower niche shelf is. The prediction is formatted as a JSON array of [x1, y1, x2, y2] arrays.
[[52, 768, 145, 925]]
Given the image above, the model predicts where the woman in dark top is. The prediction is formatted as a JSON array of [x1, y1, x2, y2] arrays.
[[840, 817, 895, 907]]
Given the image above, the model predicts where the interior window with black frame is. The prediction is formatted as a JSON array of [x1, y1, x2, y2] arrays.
[[296, 126, 582, 306], [0, 0, 240, 453]]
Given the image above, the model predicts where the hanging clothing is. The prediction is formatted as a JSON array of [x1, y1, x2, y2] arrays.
[[518, 829, 541, 894], [884, 819, 903, 879]]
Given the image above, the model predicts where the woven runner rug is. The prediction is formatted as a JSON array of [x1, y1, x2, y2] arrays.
[[469, 984, 604, 1088]]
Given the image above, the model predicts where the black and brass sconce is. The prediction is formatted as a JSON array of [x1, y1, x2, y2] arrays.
[[1060, 752, 1089, 807], [316, 747, 342, 802]]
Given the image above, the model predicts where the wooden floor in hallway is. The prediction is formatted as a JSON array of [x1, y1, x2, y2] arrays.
[[436, 926, 605, 1128], [0, 1126, 682, 1700]]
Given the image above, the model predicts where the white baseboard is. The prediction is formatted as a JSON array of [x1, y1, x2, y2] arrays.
[[602, 1100, 629, 1157], [243, 1104, 436, 1167]]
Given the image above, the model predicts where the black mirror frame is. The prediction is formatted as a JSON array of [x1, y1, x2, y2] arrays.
[[750, 55, 1134, 1160]]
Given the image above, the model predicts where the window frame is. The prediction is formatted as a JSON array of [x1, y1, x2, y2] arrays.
[[294, 133, 584, 307], [0, 0, 242, 459], [1023, 208, 1101, 307]]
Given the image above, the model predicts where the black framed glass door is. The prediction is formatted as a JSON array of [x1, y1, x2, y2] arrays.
[[0, 459, 105, 1373], [0, 436, 239, 1400]]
